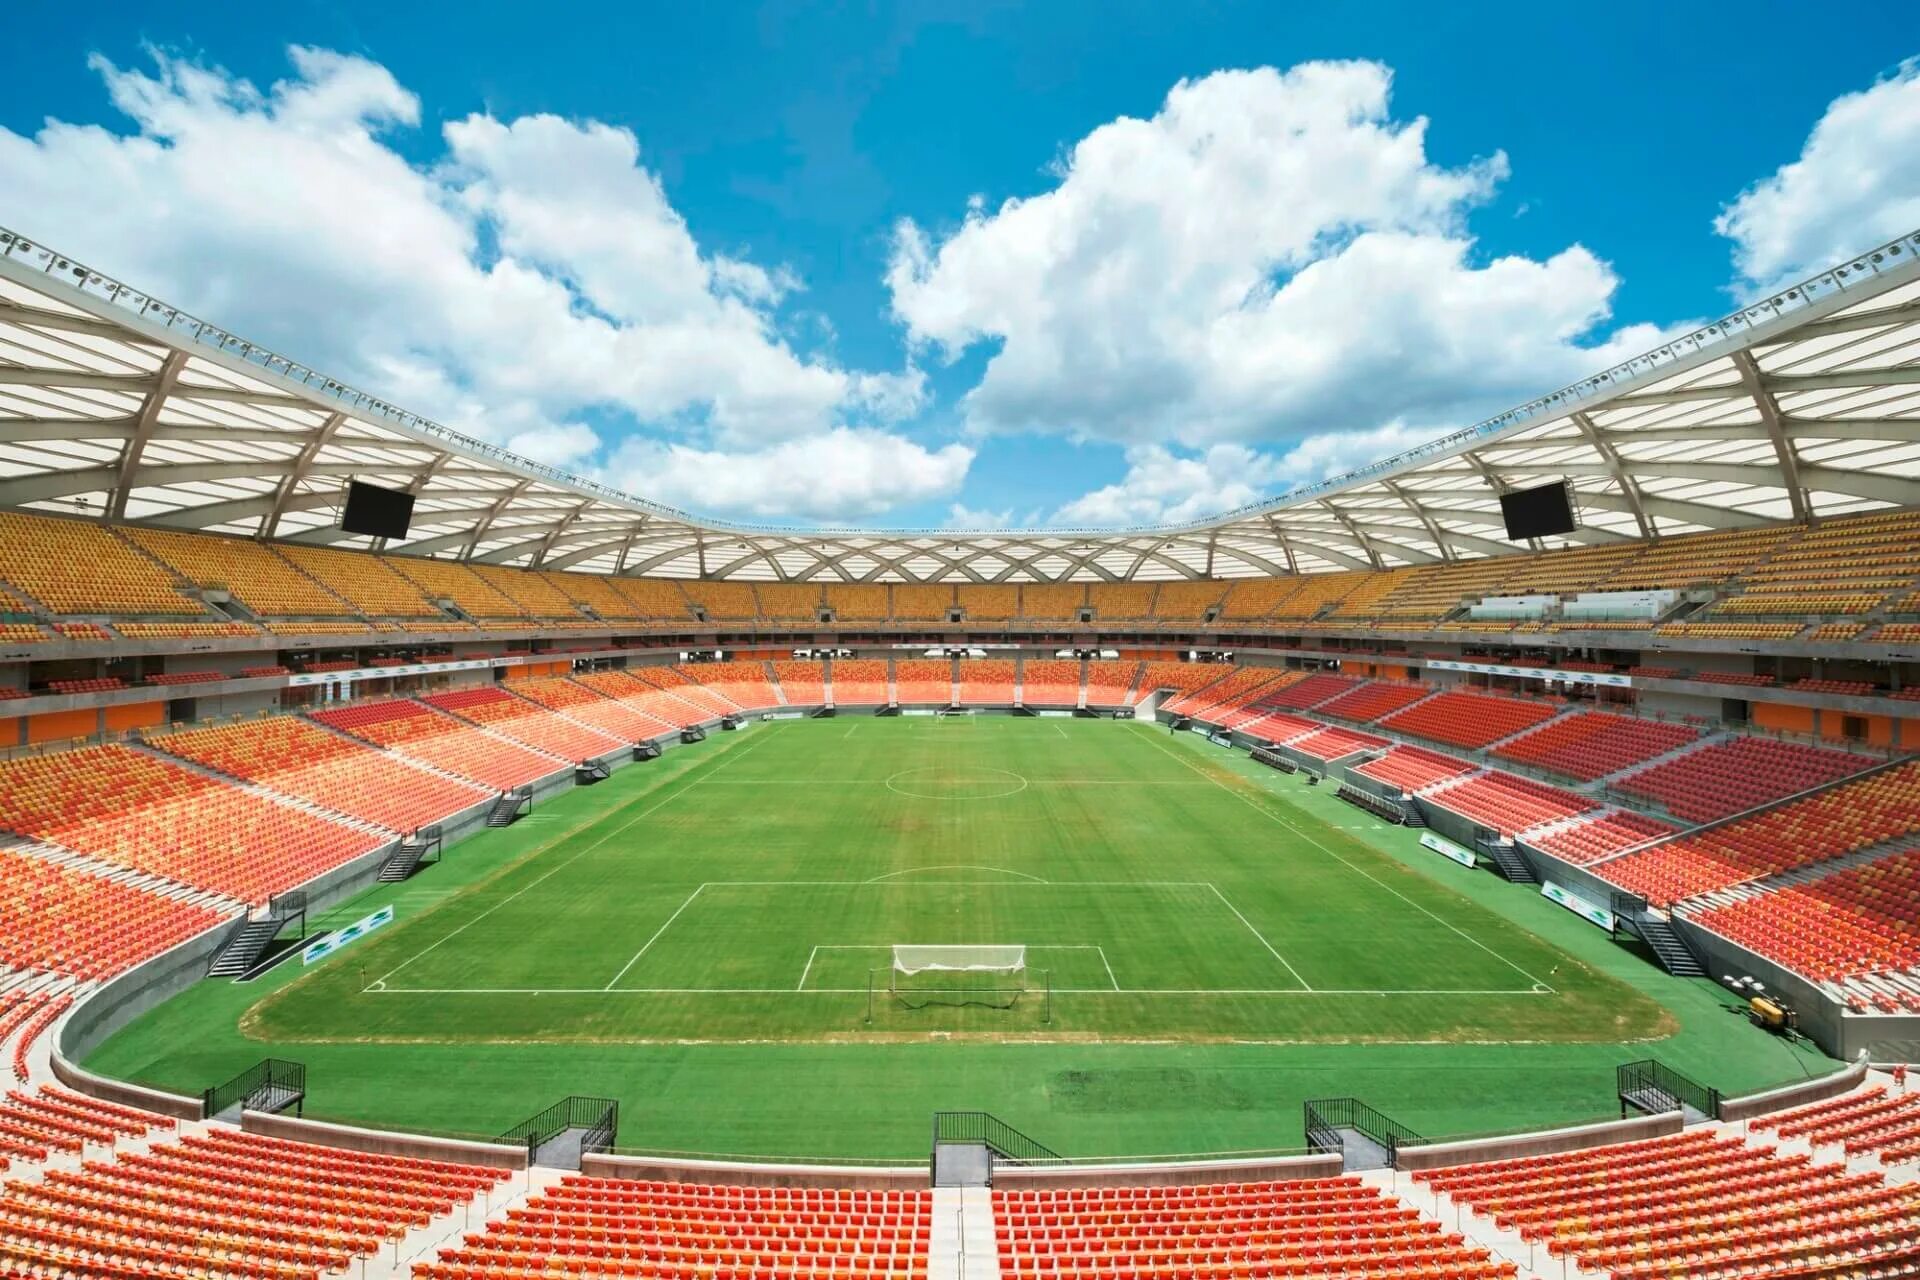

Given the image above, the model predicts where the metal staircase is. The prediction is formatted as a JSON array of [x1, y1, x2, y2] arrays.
[[1611, 893, 1708, 977], [487, 787, 533, 828], [207, 891, 307, 978], [1481, 841, 1539, 884]]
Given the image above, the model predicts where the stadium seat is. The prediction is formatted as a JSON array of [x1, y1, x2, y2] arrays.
[[1492, 712, 1698, 781], [1082, 660, 1143, 706], [894, 659, 955, 705], [829, 658, 890, 705], [1314, 680, 1432, 723], [422, 687, 627, 761], [1353, 745, 1476, 793], [510, 675, 680, 741], [313, 699, 567, 791], [1020, 659, 1082, 707], [1613, 736, 1876, 823], [957, 659, 1016, 704], [1377, 690, 1560, 750], [770, 659, 828, 706], [1425, 770, 1597, 838]]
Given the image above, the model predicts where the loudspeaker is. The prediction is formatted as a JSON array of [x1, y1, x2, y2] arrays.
[[340, 480, 416, 539], [1499, 480, 1577, 540]]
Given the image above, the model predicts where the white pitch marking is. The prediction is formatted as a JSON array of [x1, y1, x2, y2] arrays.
[[795, 945, 819, 992], [366, 985, 1549, 997], [1138, 728, 1556, 992], [603, 884, 708, 990], [1205, 883, 1311, 991], [864, 864, 1047, 883]]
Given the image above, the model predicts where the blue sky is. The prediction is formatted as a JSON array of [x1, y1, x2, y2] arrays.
[[2, 3, 1916, 529]]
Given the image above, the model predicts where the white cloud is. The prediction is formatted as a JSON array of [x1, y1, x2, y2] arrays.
[[1718, 60, 1920, 296], [0, 45, 957, 520], [888, 62, 1657, 451], [944, 502, 1015, 530], [608, 429, 973, 523]]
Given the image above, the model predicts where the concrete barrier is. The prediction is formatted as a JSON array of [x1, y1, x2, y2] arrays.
[[49, 1052, 202, 1121], [579, 1152, 924, 1190], [992, 1152, 1342, 1190], [241, 1110, 528, 1171], [1395, 1112, 1682, 1172], [1718, 1057, 1869, 1124]]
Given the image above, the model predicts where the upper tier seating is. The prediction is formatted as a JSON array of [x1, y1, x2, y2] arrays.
[[508, 676, 677, 743], [957, 584, 1018, 620], [770, 660, 827, 705], [675, 661, 781, 709], [957, 659, 1016, 703], [155, 715, 488, 832], [0, 511, 200, 615], [996, 1178, 1514, 1280], [829, 659, 890, 704], [1019, 583, 1086, 621], [470, 563, 578, 619], [388, 557, 525, 619], [1269, 569, 1381, 621], [894, 659, 953, 704], [1751, 1084, 1920, 1161], [755, 582, 821, 621], [1427, 771, 1598, 838], [892, 584, 955, 620], [1412, 1128, 1920, 1280], [1599, 760, 1920, 905], [1353, 745, 1476, 793], [1083, 660, 1143, 706], [1218, 576, 1305, 620], [610, 577, 692, 620], [1315, 680, 1431, 723], [1377, 690, 1560, 749], [1088, 583, 1155, 620], [1528, 809, 1676, 865], [1021, 659, 1082, 706], [0, 743, 381, 903], [1152, 580, 1228, 620], [416, 1178, 931, 1280], [276, 543, 439, 616], [123, 527, 352, 616], [0, 848, 231, 979], [824, 584, 889, 621], [0, 1126, 507, 1279], [1686, 847, 1920, 997], [680, 581, 758, 620], [545, 570, 643, 620], [313, 699, 564, 790], [1614, 735, 1876, 823], [422, 687, 626, 762], [1492, 712, 1699, 781]]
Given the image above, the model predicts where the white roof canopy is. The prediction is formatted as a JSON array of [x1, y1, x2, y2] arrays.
[[1, 224, 1917, 583]]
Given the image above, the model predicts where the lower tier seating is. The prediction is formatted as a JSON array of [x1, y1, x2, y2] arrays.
[[1083, 660, 1142, 706], [508, 676, 679, 743], [1378, 690, 1560, 749], [1315, 680, 1432, 723], [1020, 660, 1082, 706], [996, 1178, 1515, 1280], [313, 700, 564, 791], [676, 661, 781, 710], [1528, 810, 1676, 865], [1427, 771, 1598, 838], [894, 660, 953, 705], [572, 671, 709, 729], [1751, 1085, 1920, 1162], [1258, 672, 1362, 710], [1599, 761, 1920, 906], [1353, 746, 1475, 793], [0, 849, 231, 979], [414, 1178, 932, 1280], [0, 744, 381, 904], [829, 659, 889, 705], [957, 659, 1016, 704], [154, 715, 489, 833], [1412, 1128, 1920, 1280], [1136, 662, 1229, 702], [1614, 735, 1876, 823], [771, 660, 827, 705], [0, 1126, 508, 1279], [637, 667, 742, 716], [1493, 712, 1698, 781], [1288, 725, 1388, 763], [422, 687, 627, 762]]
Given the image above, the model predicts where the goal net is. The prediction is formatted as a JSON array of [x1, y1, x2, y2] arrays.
[[888, 945, 1029, 1009]]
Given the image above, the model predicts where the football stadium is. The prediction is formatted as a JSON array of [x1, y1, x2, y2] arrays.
[[1, 23, 1919, 1280]]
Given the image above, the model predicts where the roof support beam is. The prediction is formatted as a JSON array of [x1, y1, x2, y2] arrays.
[[1733, 351, 1810, 523], [1381, 479, 1456, 560], [1609, 365, 1920, 408], [264, 411, 345, 540], [1320, 502, 1384, 569], [1571, 410, 1653, 538], [108, 350, 185, 520]]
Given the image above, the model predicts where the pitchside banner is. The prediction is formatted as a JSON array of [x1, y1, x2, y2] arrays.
[[1540, 882, 1615, 931], [1425, 658, 1633, 689], [302, 905, 395, 966], [1419, 833, 1476, 869]]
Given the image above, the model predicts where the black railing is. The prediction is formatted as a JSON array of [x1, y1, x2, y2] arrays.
[[1303, 1097, 1426, 1162], [1250, 747, 1297, 773], [1619, 1059, 1721, 1120], [268, 890, 307, 920], [931, 1112, 1061, 1167], [499, 1095, 619, 1156], [203, 1058, 305, 1118]]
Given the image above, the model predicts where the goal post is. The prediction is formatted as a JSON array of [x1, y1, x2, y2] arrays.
[[888, 945, 1034, 1011]]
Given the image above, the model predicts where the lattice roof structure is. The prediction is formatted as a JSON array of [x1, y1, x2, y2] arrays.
[[1, 224, 1917, 583]]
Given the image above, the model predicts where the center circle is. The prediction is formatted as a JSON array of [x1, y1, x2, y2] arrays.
[[884, 766, 1030, 800]]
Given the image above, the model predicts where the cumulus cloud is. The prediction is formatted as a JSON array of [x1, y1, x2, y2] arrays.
[[1717, 61, 1920, 296], [944, 502, 1015, 530], [0, 45, 954, 519], [888, 61, 1660, 451], [608, 429, 973, 523]]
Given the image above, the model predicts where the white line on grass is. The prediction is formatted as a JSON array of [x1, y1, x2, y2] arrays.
[[1206, 884, 1311, 990], [864, 865, 1047, 883], [365, 984, 1548, 996], [1138, 728, 1556, 992], [367, 724, 782, 991], [603, 885, 707, 990], [1099, 944, 1120, 991], [796, 946, 819, 991]]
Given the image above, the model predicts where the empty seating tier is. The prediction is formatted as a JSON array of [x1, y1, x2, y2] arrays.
[[0, 849, 231, 979], [422, 687, 625, 762], [123, 527, 353, 617], [1258, 672, 1362, 711], [1412, 1128, 1920, 1280], [770, 660, 827, 705], [894, 659, 953, 705], [957, 659, 1016, 703], [1354, 745, 1476, 793], [676, 661, 781, 709], [1599, 760, 1920, 906], [1614, 735, 1877, 823], [155, 716, 488, 833], [1315, 681, 1432, 723], [1493, 712, 1699, 781], [415, 1178, 931, 1280], [572, 671, 706, 729], [633, 666, 738, 716], [1289, 726, 1389, 763], [1426, 771, 1597, 838], [1083, 660, 1143, 706], [276, 543, 439, 616], [1020, 660, 1082, 707], [1378, 690, 1560, 750], [510, 676, 677, 742], [313, 699, 565, 791], [1751, 1084, 1920, 1160], [1528, 810, 1676, 865], [0, 744, 380, 904], [0, 512, 202, 616], [830, 659, 889, 705], [997, 1178, 1514, 1280]]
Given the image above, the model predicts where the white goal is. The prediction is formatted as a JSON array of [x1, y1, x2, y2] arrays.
[[886, 944, 1033, 1010]]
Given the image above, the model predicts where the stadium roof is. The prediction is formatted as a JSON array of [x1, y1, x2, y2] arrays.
[[1, 223, 1918, 584]]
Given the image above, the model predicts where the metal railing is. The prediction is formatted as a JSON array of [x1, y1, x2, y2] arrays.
[[499, 1095, 619, 1156], [1619, 1059, 1722, 1120], [1303, 1097, 1426, 1162], [931, 1112, 1061, 1166], [203, 1058, 305, 1118]]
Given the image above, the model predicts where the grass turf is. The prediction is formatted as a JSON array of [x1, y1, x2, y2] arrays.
[[87, 717, 1835, 1161]]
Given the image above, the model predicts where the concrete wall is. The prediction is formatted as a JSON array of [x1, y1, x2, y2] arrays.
[[993, 1152, 1342, 1189], [49, 1051, 202, 1120], [242, 1110, 528, 1171], [1718, 1057, 1868, 1124], [580, 1152, 924, 1190], [1395, 1112, 1682, 1172]]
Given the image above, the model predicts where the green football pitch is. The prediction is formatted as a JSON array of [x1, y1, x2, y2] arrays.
[[88, 717, 1835, 1161]]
